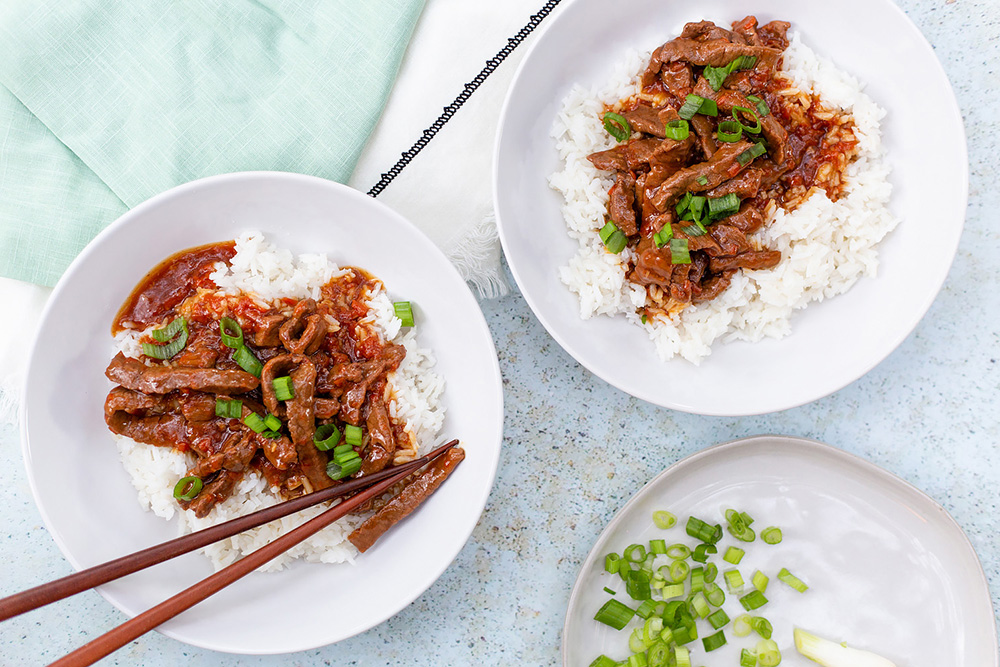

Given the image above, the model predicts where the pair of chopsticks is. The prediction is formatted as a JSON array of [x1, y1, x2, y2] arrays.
[[1, 439, 459, 666]]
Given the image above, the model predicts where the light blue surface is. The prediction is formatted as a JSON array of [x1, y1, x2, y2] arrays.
[[1, 0, 998, 663]]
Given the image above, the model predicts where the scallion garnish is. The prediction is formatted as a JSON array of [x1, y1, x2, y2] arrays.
[[734, 614, 753, 637], [603, 112, 631, 142], [313, 423, 342, 451], [752, 570, 769, 593], [653, 226, 673, 248], [142, 317, 189, 360], [708, 193, 741, 220], [737, 142, 768, 166], [702, 629, 727, 652], [344, 424, 363, 447], [602, 587, 616, 596], [707, 608, 730, 630], [716, 119, 743, 143], [756, 639, 782, 667], [624, 543, 646, 563], [635, 599, 659, 620], [669, 238, 690, 264], [626, 569, 652, 600], [733, 105, 763, 134], [589, 656, 618, 667], [264, 414, 281, 432], [243, 412, 266, 433], [690, 591, 710, 618], [233, 344, 263, 377], [649, 539, 667, 555], [746, 94, 770, 117], [668, 559, 689, 583], [664, 119, 689, 141], [665, 544, 690, 560], [724, 546, 745, 564], [704, 55, 758, 91], [761, 526, 783, 544], [594, 599, 635, 630], [724, 569, 745, 593], [173, 475, 203, 501], [681, 221, 707, 237], [741, 648, 757, 667], [326, 456, 362, 480], [652, 510, 676, 529], [777, 567, 809, 592], [750, 616, 773, 639], [393, 301, 415, 327], [214, 397, 242, 419], [218, 317, 243, 348], [685, 516, 722, 544], [696, 175, 709, 186], [678, 94, 719, 120], [704, 581, 725, 606], [272, 376, 295, 401], [739, 589, 769, 611], [692, 543, 717, 563], [605, 552, 621, 574]]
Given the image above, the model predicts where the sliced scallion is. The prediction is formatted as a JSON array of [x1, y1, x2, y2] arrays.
[[172, 476, 202, 501], [219, 317, 243, 348], [313, 423, 342, 451], [624, 543, 646, 563], [761, 526, 783, 544], [605, 552, 621, 574], [344, 424, 363, 447], [707, 608, 730, 630], [778, 567, 809, 592], [692, 543, 717, 563], [733, 105, 763, 134], [669, 238, 690, 264], [664, 119, 689, 141], [708, 193, 740, 220], [393, 301, 415, 327], [603, 112, 631, 142], [717, 120, 743, 143], [626, 569, 652, 601], [752, 570, 769, 593], [594, 598, 634, 630], [233, 345, 263, 377], [756, 639, 782, 667], [741, 648, 758, 667], [243, 412, 266, 433], [702, 629, 727, 652], [739, 590, 769, 611], [652, 510, 676, 529], [750, 616, 773, 640], [649, 539, 667, 555], [272, 376, 295, 401], [724, 569, 745, 593], [724, 546, 745, 564], [734, 614, 753, 637], [214, 397, 242, 419], [142, 317, 189, 359]]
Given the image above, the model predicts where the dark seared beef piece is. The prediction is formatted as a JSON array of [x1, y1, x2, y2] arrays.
[[693, 270, 737, 302], [707, 168, 763, 199], [253, 314, 285, 347], [673, 224, 723, 254], [106, 352, 259, 395], [261, 354, 316, 442], [692, 78, 789, 164], [587, 138, 661, 173], [258, 432, 297, 471], [622, 105, 667, 138], [632, 246, 675, 289], [609, 172, 638, 235], [314, 398, 339, 419], [279, 299, 328, 355], [587, 146, 627, 172], [657, 38, 781, 72], [640, 211, 675, 239], [348, 447, 466, 553], [105, 409, 188, 448], [104, 387, 215, 422], [669, 263, 694, 302], [689, 114, 717, 158], [185, 470, 243, 518], [756, 19, 791, 49], [172, 329, 220, 369], [709, 250, 781, 273], [659, 62, 694, 100], [681, 20, 748, 44], [641, 45, 666, 88], [322, 344, 405, 426], [219, 432, 257, 473], [360, 397, 396, 476], [689, 253, 710, 284], [650, 140, 753, 211], [725, 202, 766, 233], [708, 224, 753, 256], [645, 135, 696, 194], [731, 16, 764, 46]]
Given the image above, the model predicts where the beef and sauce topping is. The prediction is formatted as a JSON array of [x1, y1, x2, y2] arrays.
[[590, 16, 859, 319]]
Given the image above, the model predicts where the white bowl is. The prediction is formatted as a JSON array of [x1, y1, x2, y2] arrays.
[[494, 0, 967, 415], [21, 173, 504, 654], [563, 435, 998, 667]]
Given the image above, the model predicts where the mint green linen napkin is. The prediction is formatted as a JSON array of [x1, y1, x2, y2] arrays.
[[0, 0, 424, 286]]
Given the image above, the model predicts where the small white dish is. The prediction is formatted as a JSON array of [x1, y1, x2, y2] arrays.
[[494, 0, 967, 415], [562, 435, 998, 667], [21, 172, 504, 654]]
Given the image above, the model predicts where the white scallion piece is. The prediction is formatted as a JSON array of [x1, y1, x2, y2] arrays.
[[794, 628, 897, 667]]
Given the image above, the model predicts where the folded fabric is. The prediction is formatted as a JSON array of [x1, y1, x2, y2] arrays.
[[0, 0, 424, 286]]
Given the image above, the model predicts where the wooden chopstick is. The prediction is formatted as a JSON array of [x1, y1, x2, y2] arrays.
[[0, 439, 458, 623], [49, 457, 430, 667]]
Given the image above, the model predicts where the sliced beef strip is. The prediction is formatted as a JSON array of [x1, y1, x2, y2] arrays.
[[621, 105, 667, 138], [680, 20, 748, 44], [360, 397, 396, 476], [689, 114, 718, 159], [348, 447, 466, 553], [184, 470, 243, 519], [657, 38, 781, 73], [314, 398, 339, 419], [708, 224, 753, 256], [324, 344, 405, 426], [279, 298, 328, 355], [172, 329, 220, 369], [706, 168, 763, 199], [669, 263, 694, 302], [608, 172, 638, 236], [692, 78, 789, 164], [649, 140, 754, 211], [632, 245, 676, 290], [693, 270, 737, 302], [709, 250, 781, 273], [106, 352, 259, 395], [106, 411, 188, 448], [587, 146, 627, 172], [587, 138, 662, 173], [104, 387, 215, 422], [724, 202, 766, 233], [218, 432, 257, 473], [756, 20, 791, 50], [253, 314, 285, 347]]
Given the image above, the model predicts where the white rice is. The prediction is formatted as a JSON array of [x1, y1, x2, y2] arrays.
[[550, 34, 898, 363], [114, 232, 445, 571]]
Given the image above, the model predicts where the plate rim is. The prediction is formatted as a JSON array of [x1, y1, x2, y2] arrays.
[[493, 0, 970, 416], [19, 171, 505, 654], [559, 433, 999, 667]]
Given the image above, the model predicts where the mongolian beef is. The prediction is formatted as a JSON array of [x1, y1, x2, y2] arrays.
[[104, 235, 452, 562], [583, 16, 861, 320]]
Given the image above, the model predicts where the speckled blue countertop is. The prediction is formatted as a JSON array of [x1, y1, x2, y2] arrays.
[[1, 0, 998, 664]]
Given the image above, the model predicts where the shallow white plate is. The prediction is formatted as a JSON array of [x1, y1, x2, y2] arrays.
[[494, 0, 967, 415], [21, 173, 504, 654], [562, 435, 998, 667]]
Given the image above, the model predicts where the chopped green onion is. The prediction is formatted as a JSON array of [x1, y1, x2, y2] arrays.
[[666, 544, 690, 560], [777, 567, 808, 592], [649, 539, 667, 555], [739, 590, 769, 611], [624, 544, 647, 563], [313, 424, 342, 451], [643, 616, 664, 643], [698, 98, 719, 116], [704, 562, 718, 584], [233, 345, 263, 377], [688, 196, 706, 222], [661, 582, 685, 599], [669, 238, 691, 264], [756, 639, 782, 667], [627, 654, 647, 667], [761, 526, 783, 544], [668, 560, 689, 583], [741, 648, 758, 667], [746, 94, 770, 117], [261, 430, 281, 439], [589, 656, 618, 667], [272, 376, 295, 401], [673, 625, 696, 646], [750, 616, 773, 640], [344, 424, 363, 447], [734, 614, 753, 637], [690, 566, 705, 593], [218, 317, 243, 348], [594, 598, 635, 630], [681, 221, 707, 237], [243, 412, 266, 433], [605, 552, 621, 574], [393, 301, 415, 327], [214, 397, 242, 419], [647, 642, 670, 667], [707, 608, 730, 630], [617, 559, 635, 582], [332, 443, 354, 457], [678, 95, 703, 120], [737, 142, 768, 166], [602, 587, 616, 596], [626, 569, 652, 601], [733, 105, 763, 134], [724, 546, 745, 564], [685, 516, 722, 544], [793, 628, 897, 667], [716, 119, 743, 142], [263, 414, 281, 431], [599, 221, 617, 244], [690, 591, 710, 618], [703, 64, 730, 91], [604, 228, 629, 254], [652, 510, 676, 529], [326, 456, 362, 481], [704, 581, 725, 606], [692, 543, 716, 563], [635, 599, 659, 619], [142, 317, 189, 359], [752, 570, 769, 593], [172, 476, 202, 501], [696, 175, 709, 186], [724, 569, 745, 593], [603, 112, 631, 142], [702, 629, 727, 652], [708, 193, 741, 219], [674, 646, 691, 667], [741, 511, 755, 526], [664, 119, 690, 141]]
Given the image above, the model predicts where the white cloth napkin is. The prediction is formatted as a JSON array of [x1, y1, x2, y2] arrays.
[[0, 0, 561, 424]]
